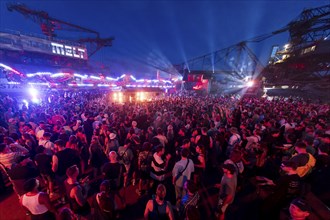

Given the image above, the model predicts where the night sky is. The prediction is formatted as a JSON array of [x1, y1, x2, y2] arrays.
[[0, 0, 328, 77]]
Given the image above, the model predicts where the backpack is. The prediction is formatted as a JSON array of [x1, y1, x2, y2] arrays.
[[118, 148, 130, 165], [232, 134, 241, 147], [179, 193, 200, 220], [296, 153, 316, 178]]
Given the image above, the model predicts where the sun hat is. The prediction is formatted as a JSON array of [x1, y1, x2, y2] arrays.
[[109, 133, 116, 140]]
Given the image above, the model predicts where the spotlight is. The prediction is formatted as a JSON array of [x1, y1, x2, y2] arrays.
[[246, 81, 254, 87], [29, 87, 38, 97], [31, 97, 39, 103]]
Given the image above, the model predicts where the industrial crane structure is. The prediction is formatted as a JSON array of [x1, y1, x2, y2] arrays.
[[169, 4, 330, 95], [263, 4, 330, 91], [7, 3, 114, 58]]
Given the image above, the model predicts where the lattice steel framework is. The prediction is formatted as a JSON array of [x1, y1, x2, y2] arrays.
[[7, 3, 114, 57]]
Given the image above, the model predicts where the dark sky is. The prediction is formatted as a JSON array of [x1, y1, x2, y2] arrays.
[[0, 0, 328, 77]]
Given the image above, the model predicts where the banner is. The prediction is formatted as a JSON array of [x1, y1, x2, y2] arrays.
[[0, 32, 88, 60]]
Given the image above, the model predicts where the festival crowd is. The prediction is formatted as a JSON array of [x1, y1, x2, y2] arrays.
[[0, 90, 329, 220]]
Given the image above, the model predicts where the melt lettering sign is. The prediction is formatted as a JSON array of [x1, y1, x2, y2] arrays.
[[51, 42, 87, 60]]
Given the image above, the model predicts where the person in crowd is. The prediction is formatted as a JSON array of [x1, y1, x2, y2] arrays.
[[52, 139, 81, 200], [289, 142, 316, 178], [20, 178, 57, 220], [83, 113, 94, 146], [0, 142, 29, 169], [155, 127, 168, 147], [64, 165, 91, 218], [193, 145, 206, 185], [2, 89, 330, 220], [288, 198, 311, 220], [216, 164, 237, 220], [38, 132, 54, 155], [34, 146, 55, 198], [176, 139, 194, 161], [314, 142, 330, 170], [21, 132, 37, 155], [130, 135, 141, 186], [166, 124, 175, 153], [146, 126, 156, 144], [172, 148, 195, 202], [175, 127, 188, 149], [72, 120, 82, 134], [150, 145, 171, 193], [302, 136, 316, 156], [105, 133, 119, 154], [58, 127, 70, 145], [131, 121, 140, 135], [224, 149, 244, 177], [7, 157, 39, 196], [178, 180, 200, 220], [102, 151, 127, 190], [76, 127, 88, 147], [35, 121, 46, 141], [102, 151, 126, 207], [117, 139, 134, 187], [4, 107, 14, 123], [243, 129, 261, 151], [144, 183, 174, 220], [137, 141, 153, 196], [91, 180, 115, 220], [7, 117, 18, 135], [226, 127, 241, 156], [310, 143, 330, 206], [88, 137, 108, 178], [258, 160, 302, 219], [195, 127, 213, 153], [51, 111, 66, 126], [58, 207, 78, 220]]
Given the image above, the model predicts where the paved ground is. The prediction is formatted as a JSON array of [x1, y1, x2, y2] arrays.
[[0, 189, 27, 220], [0, 161, 247, 220], [0, 174, 221, 220]]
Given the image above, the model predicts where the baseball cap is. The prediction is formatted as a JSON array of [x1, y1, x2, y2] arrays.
[[291, 198, 310, 212], [281, 160, 298, 170]]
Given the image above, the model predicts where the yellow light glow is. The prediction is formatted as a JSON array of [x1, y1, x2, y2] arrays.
[[140, 92, 145, 101]]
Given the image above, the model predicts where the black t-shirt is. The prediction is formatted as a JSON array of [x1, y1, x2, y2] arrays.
[[102, 162, 123, 180], [56, 148, 81, 176], [34, 153, 52, 174], [275, 174, 301, 198], [197, 134, 211, 150], [8, 162, 39, 180]]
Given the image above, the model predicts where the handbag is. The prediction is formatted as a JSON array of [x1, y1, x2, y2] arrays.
[[175, 159, 190, 183]]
